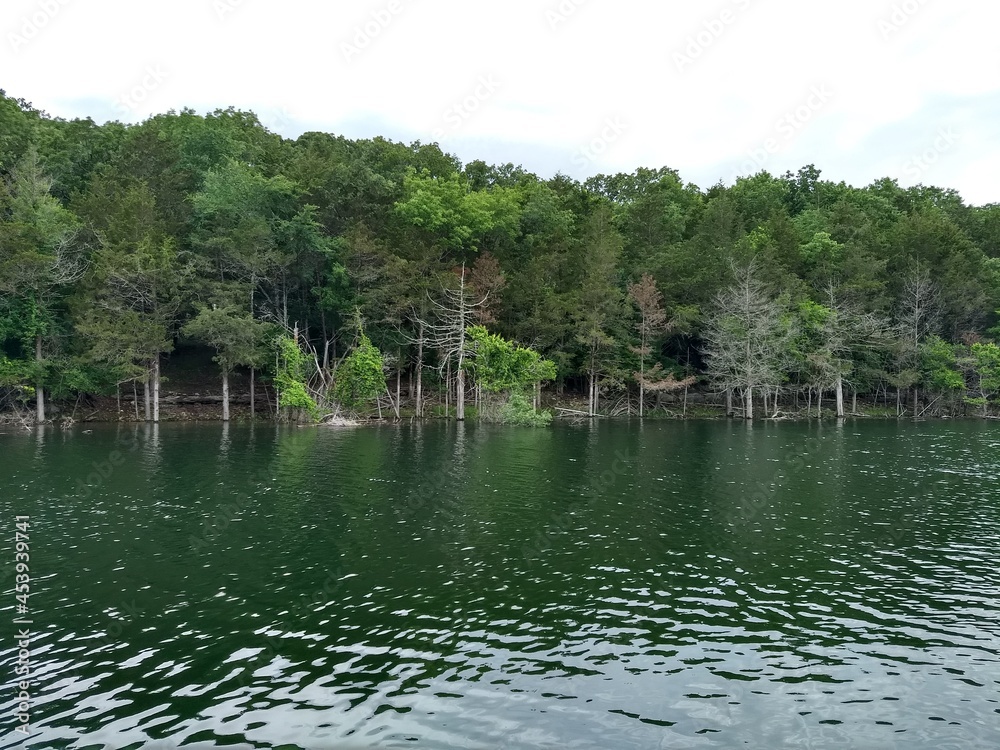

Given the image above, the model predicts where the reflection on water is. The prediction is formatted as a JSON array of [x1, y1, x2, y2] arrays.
[[1, 420, 999, 749]]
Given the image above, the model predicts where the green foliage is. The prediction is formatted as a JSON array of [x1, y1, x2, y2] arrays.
[[334, 333, 386, 411], [4, 89, 1000, 421], [966, 341, 1000, 412], [0, 355, 31, 388], [465, 325, 556, 393], [464, 325, 555, 425], [971, 342, 1000, 391], [394, 169, 520, 253], [182, 300, 273, 372], [274, 336, 319, 419], [920, 336, 964, 393], [498, 393, 553, 427]]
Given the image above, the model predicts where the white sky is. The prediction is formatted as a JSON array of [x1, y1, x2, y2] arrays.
[[3, 0, 999, 205]]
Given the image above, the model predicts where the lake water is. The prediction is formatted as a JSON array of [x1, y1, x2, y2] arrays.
[[1, 420, 999, 749]]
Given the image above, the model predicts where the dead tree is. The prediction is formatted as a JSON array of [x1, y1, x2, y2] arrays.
[[628, 273, 670, 417], [702, 259, 795, 420], [414, 266, 488, 421]]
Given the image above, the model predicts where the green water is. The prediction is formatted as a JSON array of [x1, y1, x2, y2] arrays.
[[1, 420, 999, 749]]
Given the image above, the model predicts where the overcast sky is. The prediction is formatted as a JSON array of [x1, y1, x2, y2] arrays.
[[3, 0, 999, 204]]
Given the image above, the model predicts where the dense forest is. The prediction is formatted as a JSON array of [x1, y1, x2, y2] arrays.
[[2, 90, 1000, 423]]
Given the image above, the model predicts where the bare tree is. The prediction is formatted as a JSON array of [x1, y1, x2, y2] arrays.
[[810, 287, 895, 418], [416, 266, 487, 421], [628, 273, 670, 417], [898, 269, 940, 357], [896, 268, 940, 416], [703, 259, 795, 420]]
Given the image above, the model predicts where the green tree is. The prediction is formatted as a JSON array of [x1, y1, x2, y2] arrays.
[[394, 168, 520, 258], [74, 177, 188, 422], [334, 329, 386, 414], [0, 147, 83, 421], [573, 203, 626, 416], [920, 336, 965, 414], [966, 342, 1000, 415], [464, 324, 556, 423], [274, 334, 319, 421], [182, 290, 274, 421]]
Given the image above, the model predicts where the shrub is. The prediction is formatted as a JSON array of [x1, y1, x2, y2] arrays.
[[498, 393, 553, 427]]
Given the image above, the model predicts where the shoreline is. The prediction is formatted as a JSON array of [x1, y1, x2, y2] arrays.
[[3, 405, 996, 428]]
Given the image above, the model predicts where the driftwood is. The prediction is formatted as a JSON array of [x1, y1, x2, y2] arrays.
[[554, 407, 592, 416]]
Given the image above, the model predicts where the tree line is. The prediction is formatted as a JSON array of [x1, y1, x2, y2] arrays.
[[2, 89, 1000, 423]]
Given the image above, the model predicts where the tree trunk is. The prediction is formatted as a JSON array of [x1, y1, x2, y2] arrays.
[[725, 388, 732, 417], [144, 375, 151, 422], [395, 355, 401, 419], [807, 388, 812, 418], [586, 375, 591, 416], [745, 386, 754, 420], [913, 386, 919, 418], [835, 375, 845, 418], [261, 383, 278, 421], [852, 390, 857, 415], [281, 283, 289, 331], [535, 380, 541, 411], [415, 323, 424, 418], [222, 369, 230, 422], [639, 381, 645, 418], [274, 351, 281, 419], [250, 367, 255, 419], [818, 389, 823, 417], [34, 334, 45, 423], [153, 357, 160, 423], [456, 363, 465, 421], [445, 358, 451, 418], [133, 381, 139, 421]]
